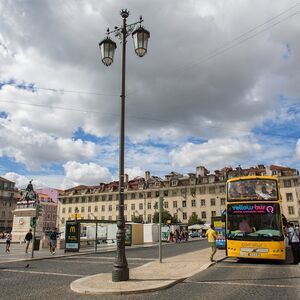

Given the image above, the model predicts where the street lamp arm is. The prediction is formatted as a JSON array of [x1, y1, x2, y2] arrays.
[[106, 19, 144, 40]]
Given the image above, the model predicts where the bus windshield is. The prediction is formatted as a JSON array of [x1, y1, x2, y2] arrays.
[[227, 178, 278, 201], [226, 203, 283, 241]]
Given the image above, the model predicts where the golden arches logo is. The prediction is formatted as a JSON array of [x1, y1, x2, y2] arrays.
[[70, 226, 76, 233]]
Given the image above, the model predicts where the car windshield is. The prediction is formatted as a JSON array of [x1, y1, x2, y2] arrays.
[[226, 203, 283, 241], [227, 179, 278, 201]]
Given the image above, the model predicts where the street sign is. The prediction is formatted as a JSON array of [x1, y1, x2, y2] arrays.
[[65, 221, 80, 252]]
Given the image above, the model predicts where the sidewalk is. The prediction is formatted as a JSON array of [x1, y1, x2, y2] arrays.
[[70, 248, 226, 295], [0, 242, 118, 263]]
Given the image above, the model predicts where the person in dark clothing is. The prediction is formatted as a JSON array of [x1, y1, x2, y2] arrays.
[[49, 228, 60, 254], [25, 229, 33, 253]]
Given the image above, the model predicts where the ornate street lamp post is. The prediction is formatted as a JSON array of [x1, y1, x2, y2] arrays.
[[99, 9, 150, 282]]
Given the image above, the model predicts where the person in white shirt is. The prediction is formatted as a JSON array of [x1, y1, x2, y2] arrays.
[[288, 223, 300, 265]]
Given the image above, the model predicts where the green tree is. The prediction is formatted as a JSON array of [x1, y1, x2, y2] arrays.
[[188, 213, 205, 226], [132, 215, 143, 223], [152, 209, 173, 224]]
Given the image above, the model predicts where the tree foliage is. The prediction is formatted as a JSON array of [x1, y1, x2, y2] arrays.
[[152, 210, 179, 224], [188, 213, 205, 226]]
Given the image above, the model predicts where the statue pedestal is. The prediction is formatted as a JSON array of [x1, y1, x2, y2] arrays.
[[11, 206, 44, 243]]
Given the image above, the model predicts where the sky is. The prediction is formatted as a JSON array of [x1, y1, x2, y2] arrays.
[[0, 0, 300, 190]]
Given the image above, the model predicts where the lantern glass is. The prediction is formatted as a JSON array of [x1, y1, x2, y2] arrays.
[[99, 37, 117, 66], [132, 27, 150, 57]]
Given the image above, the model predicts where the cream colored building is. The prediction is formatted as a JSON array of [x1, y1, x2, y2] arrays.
[[57, 165, 300, 230], [0, 176, 19, 232]]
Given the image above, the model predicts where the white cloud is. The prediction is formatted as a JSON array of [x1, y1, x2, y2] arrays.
[[0, 118, 97, 169], [3, 172, 47, 190], [169, 138, 262, 170], [296, 140, 300, 159], [0, 0, 300, 186], [63, 161, 112, 186]]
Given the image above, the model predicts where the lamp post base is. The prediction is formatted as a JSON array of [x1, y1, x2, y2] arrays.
[[112, 267, 129, 282]]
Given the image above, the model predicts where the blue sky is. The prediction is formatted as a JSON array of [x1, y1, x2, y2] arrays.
[[0, 0, 299, 189]]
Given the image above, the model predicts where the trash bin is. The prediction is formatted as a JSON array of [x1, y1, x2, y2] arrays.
[[33, 236, 41, 251]]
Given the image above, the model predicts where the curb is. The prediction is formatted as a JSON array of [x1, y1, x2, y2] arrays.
[[70, 253, 227, 295]]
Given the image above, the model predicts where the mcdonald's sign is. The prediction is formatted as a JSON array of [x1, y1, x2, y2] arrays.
[[65, 221, 80, 252]]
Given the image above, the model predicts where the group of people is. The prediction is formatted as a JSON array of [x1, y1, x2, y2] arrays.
[[168, 229, 189, 243], [286, 222, 300, 265], [3, 228, 61, 255]]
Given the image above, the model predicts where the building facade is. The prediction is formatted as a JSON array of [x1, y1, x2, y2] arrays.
[[0, 177, 19, 232], [57, 165, 300, 230], [36, 189, 59, 231]]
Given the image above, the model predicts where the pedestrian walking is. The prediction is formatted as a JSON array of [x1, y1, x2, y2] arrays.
[[206, 224, 217, 262], [49, 228, 60, 255], [25, 229, 33, 253], [5, 232, 12, 253], [287, 223, 300, 265]]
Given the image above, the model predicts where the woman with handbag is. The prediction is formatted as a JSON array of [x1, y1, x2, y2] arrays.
[[287, 223, 300, 265]]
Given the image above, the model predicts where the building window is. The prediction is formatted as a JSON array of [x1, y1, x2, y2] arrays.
[[102, 195, 106, 201], [201, 211, 206, 219], [164, 201, 169, 209], [191, 199, 196, 207], [147, 202, 151, 209], [108, 216, 112, 221], [283, 180, 291, 188], [68, 207, 72, 213], [131, 204, 135, 210], [81, 207, 85, 213], [88, 206, 91, 212], [171, 180, 178, 186], [201, 199, 206, 207], [210, 199, 216, 206], [155, 191, 160, 197], [131, 193, 136, 199], [164, 190, 168, 197], [172, 190, 177, 196], [109, 205, 112, 211], [182, 200, 187, 207], [209, 186, 215, 194], [108, 195, 113, 201], [101, 205, 105, 212], [286, 193, 293, 202], [147, 192, 152, 198], [182, 212, 187, 220], [211, 211, 216, 217], [62, 208, 66, 213], [199, 187, 206, 194], [94, 206, 98, 212], [139, 203, 143, 210], [220, 198, 226, 205], [219, 185, 225, 193], [147, 214, 152, 223], [116, 205, 119, 211], [288, 206, 295, 215], [173, 201, 177, 208]]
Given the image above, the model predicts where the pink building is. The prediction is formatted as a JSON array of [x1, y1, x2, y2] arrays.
[[36, 188, 60, 231]]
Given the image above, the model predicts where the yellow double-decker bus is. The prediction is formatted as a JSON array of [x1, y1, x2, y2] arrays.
[[226, 176, 286, 260]]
